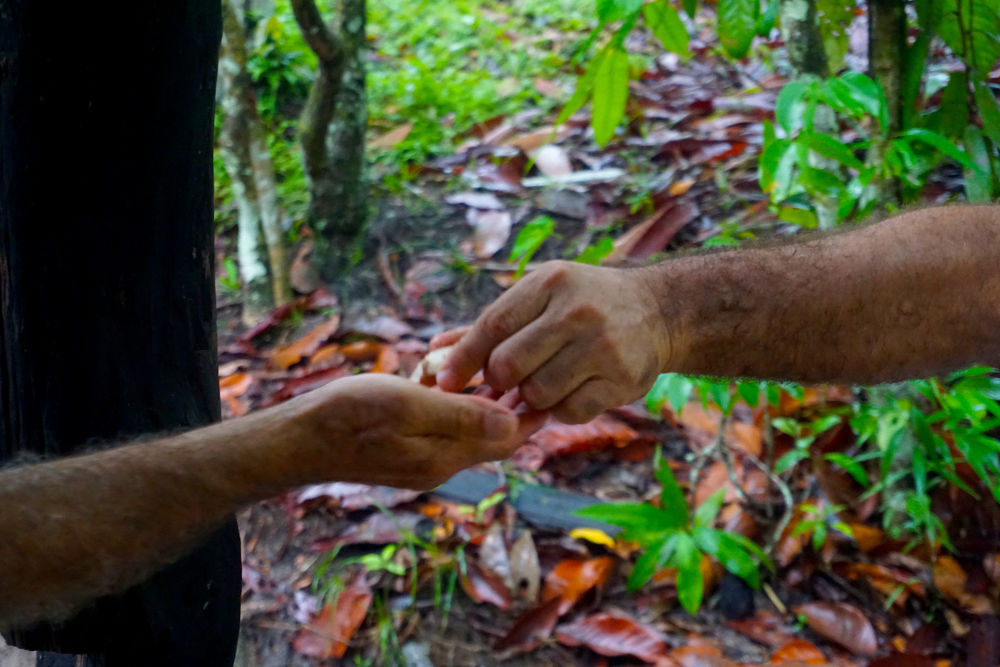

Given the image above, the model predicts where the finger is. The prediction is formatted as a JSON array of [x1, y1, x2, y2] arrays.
[[550, 379, 617, 425], [514, 405, 549, 441], [430, 326, 469, 351], [437, 280, 550, 392], [482, 317, 570, 392], [473, 384, 504, 401], [516, 341, 594, 410], [408, 389, 519, 443]]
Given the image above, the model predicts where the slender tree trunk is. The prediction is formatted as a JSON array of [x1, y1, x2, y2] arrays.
[[219, 0, 292, 322], [868, 0, 906, 206], [0, 3, 240, 665], [291, 0, 368, 279], [779, 0, 840, 229]]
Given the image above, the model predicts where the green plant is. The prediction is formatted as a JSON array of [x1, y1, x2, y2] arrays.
[[218, 257, 242, 295], [577, 448, 772, 614], [509, 215, 556, 277], [791, 502, 852, 551]]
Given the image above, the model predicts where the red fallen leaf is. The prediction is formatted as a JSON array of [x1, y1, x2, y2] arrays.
[[771, 639, 826, 664], [461, 560, 513, 610], [494, 596, 563, 653], [933, 556, 995, 614], [607, 201, 700, 262], [670, 644, 737, 667], [219, 372, 253, 417], [528, 415, 650, 459], [262, 365, 352, 405], [239, 288, 339, 343], [555, 611, 669, 663], [543, 556, 615, 614], [792, 602, 878, 656], [292, 571, 372, 658], [270, 315, 341, 370], [726, 610, 797, 649]]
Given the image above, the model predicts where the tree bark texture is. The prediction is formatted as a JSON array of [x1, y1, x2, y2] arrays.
[[868, 0, 906, 205], [0, 3, 240, 665], [220, 0, 292, 322], [291, 0, 368, 277]]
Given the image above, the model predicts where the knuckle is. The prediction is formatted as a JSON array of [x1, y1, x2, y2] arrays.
[[565, 303, 601, 326], [486, 352, 522, 388], [539, 261, 572, 288], [519, 377, 551, 409], [481, 308, 514, 339]]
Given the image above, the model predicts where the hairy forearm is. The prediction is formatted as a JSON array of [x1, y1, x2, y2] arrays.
[[650, 205, 1000, 383], [0, 404, 299, 629]]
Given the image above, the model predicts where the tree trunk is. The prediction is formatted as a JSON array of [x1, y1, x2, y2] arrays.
[[0, 3, 240, 666], [868, 0, 906, 206], [779, 0, 839, 229], [219, 0, 292, 322], [291, 0, 368, 279]]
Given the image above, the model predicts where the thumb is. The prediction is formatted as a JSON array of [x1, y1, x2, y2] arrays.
[[420, 392, 519, 444]]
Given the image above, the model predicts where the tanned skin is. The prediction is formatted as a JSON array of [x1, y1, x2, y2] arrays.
[[438, 205, 1000, 424], [0, 375, 543, 629]]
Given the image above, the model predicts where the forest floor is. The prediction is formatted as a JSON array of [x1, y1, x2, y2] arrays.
[[216, 7, 1000, 667]]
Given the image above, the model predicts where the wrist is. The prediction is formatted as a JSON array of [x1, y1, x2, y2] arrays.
[[628, 262, 691, 375]]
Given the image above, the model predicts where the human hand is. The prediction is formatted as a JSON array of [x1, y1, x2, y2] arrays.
[[435, 261, 670, 424], [286, 374, 533, 489]]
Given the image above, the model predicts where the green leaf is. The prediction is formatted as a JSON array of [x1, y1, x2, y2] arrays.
[[575, 502, 677, 541], [672, 533, 704, 614], [775, 448, 810, 474], [646, 373, 695, 416], [655, 447, 691, 527], [591, 46, 630, 146], [717, 0, 757, 59], [974, 81, 1000, 147], [799, 166, 845, 198], [839, 72, 889, 128], [509, 216, 555, 278], [902, 128, 983, 174], [557, 63, 599, 126], [628, 533, 678, 590], [737, 381, 761, 407], [775, 81, 810, 135], [643, 2, 691, 56], [693, 488, 726, 528], [815, 0, 855, 72], [933, 72, 971, 140], [575, 237, 615, 265], [756, 0, 779, 36], [802, 131, 865, 171], [824, 452, 870, 487], [938, 0, 1000, 75], [964, 125, 993, 203], [683, 0, 697, 18], [714, 531, 760, 588], [596, 0, 643, 24]]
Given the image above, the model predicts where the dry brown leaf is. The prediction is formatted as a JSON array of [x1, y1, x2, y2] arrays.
[[792, 602, 878, 656], [369, 122, 413, 149]]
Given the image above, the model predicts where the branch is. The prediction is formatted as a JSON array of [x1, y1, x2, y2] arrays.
[[290, 0, 344, 64]]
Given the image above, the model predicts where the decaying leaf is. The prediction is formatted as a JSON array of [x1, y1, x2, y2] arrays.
[[792, 601, 878, 656], [269, 315, 341, 370], [461, 560, 513, 610], [509, 530, 541, 602], [292, 571, 372, 659], [543, 556, 615, 614], [495, 596, 563, 654], [555, 611, 670, 663]]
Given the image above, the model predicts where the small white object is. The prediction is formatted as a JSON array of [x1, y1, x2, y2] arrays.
[[410, 345, 453, 383]]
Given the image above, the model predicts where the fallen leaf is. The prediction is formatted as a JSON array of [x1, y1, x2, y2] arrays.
[[295, 483, 421, 511], [533, 145, 573, 178], [533, 77, 565, 99], [670, 644, 737, 667], [771, 639, 826, 664], [445, 191, 506, 210], [263, 365, 353, 405], [669, 179, 696, 196], [269, 315, 341, 370], [726, 610, 798, 649], [369, 122, 413, 149], [570, 528, 617, 549], [219, 372, 254, 416], [495, 596, 563, 653], [933, 556, 995, 614], [461, 560, 513, 610], [309, 512, 425, 551], [467, 208, 513, 258], [238, 288, 339, 343], [845, 523, 884, 553], [505, 124, 573, 152], [543, 557, 615, 614], [792, 602, 878, 656], [292, 571, 372, 658], [510, 531, 541, 602], [527, 415, 650, 460], [607, 201, 700, 262], [555, 611, 670, 663]]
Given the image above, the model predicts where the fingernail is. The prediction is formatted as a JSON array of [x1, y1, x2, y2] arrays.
[[437, 369, 455, 390], [485, 410, 516, 441]]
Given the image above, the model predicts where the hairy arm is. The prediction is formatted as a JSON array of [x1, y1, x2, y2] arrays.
[[0, 375, 525, 628], [439, 205, 1000, 421]]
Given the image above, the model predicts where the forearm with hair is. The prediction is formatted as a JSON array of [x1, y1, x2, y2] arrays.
[[648, 205, 1000, 383], [0, 404, 300, 629]]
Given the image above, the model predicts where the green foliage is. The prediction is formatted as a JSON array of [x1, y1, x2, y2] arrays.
[[509, 215, 556, 277], [577, 448, 772, 614], [219, 257, 242, 295], [717, 0, 757, 59]]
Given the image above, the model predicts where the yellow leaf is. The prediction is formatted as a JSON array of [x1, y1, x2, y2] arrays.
[[570, 527, 616, 548]]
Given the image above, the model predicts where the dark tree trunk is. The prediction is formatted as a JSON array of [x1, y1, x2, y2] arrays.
[[869, 0, 907, 205], [0, 2, 240, 666]]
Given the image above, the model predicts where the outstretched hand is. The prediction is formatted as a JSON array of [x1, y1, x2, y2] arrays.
[[434, 261, 670, 424], [287, 374, 538, 489]]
